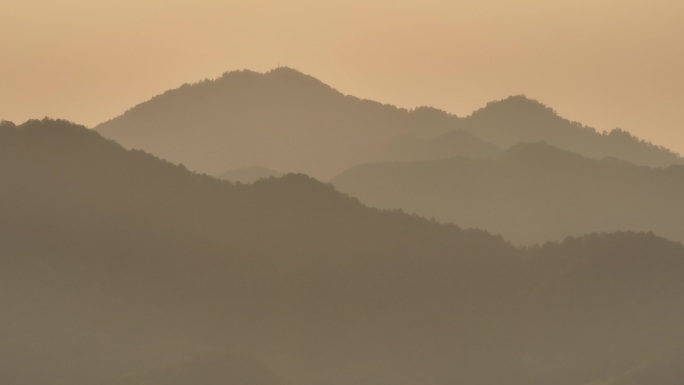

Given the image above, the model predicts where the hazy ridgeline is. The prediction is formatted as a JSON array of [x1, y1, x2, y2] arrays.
[[2, 119, 684, 385], [96, 68, 682, 181], [332, 142, 684, 245]]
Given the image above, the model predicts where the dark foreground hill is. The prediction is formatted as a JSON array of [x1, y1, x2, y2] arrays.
[[332, 142, 684, 245], [2, 119, 684, 385], [95, 68, 682, 179]]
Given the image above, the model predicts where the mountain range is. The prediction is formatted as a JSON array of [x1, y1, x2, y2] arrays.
[[457, 95, 682, 167], [2, 118, 684, 385], [95, 68, 682, 181], [96, 66, 684, 246], [5, 65, 684, 385]]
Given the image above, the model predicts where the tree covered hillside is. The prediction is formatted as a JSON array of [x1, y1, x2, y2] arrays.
[[2, 119, 683, 385]]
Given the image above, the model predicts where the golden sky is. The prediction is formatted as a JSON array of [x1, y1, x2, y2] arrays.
[[2, 0, 683, 153]]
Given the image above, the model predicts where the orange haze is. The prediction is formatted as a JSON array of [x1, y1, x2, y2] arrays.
[[2, 0, 683, 153]]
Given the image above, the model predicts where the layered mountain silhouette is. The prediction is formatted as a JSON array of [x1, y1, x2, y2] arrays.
[[332, 141, 684, 244], [2, 118, 684, 385], [457, 95, 682, 167], [96, 67, 458, 178], [95, 68, 682, 180]]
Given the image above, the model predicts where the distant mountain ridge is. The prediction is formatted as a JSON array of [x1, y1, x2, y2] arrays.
[[95, 68, 682, 180], [97, 67, 452, 178], [459, 95, 682, 167], [332, 141, 684, 245]]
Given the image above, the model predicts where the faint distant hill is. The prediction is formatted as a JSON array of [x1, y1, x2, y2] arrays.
[[4, 118, 684, 385], [216, 166, 283, 183], [456, 95, 683, 167], [95, 69, 682, 177], [332, 142, 684, 245], [373, 129, 501, 162]]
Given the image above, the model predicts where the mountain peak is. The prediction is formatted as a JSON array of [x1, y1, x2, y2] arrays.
[[3, 118, 103, 144], [216, 67, 330, 89], [472, 94, 557, 120], [266, 66, 306, 76], [264, 66, 334, 92]]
